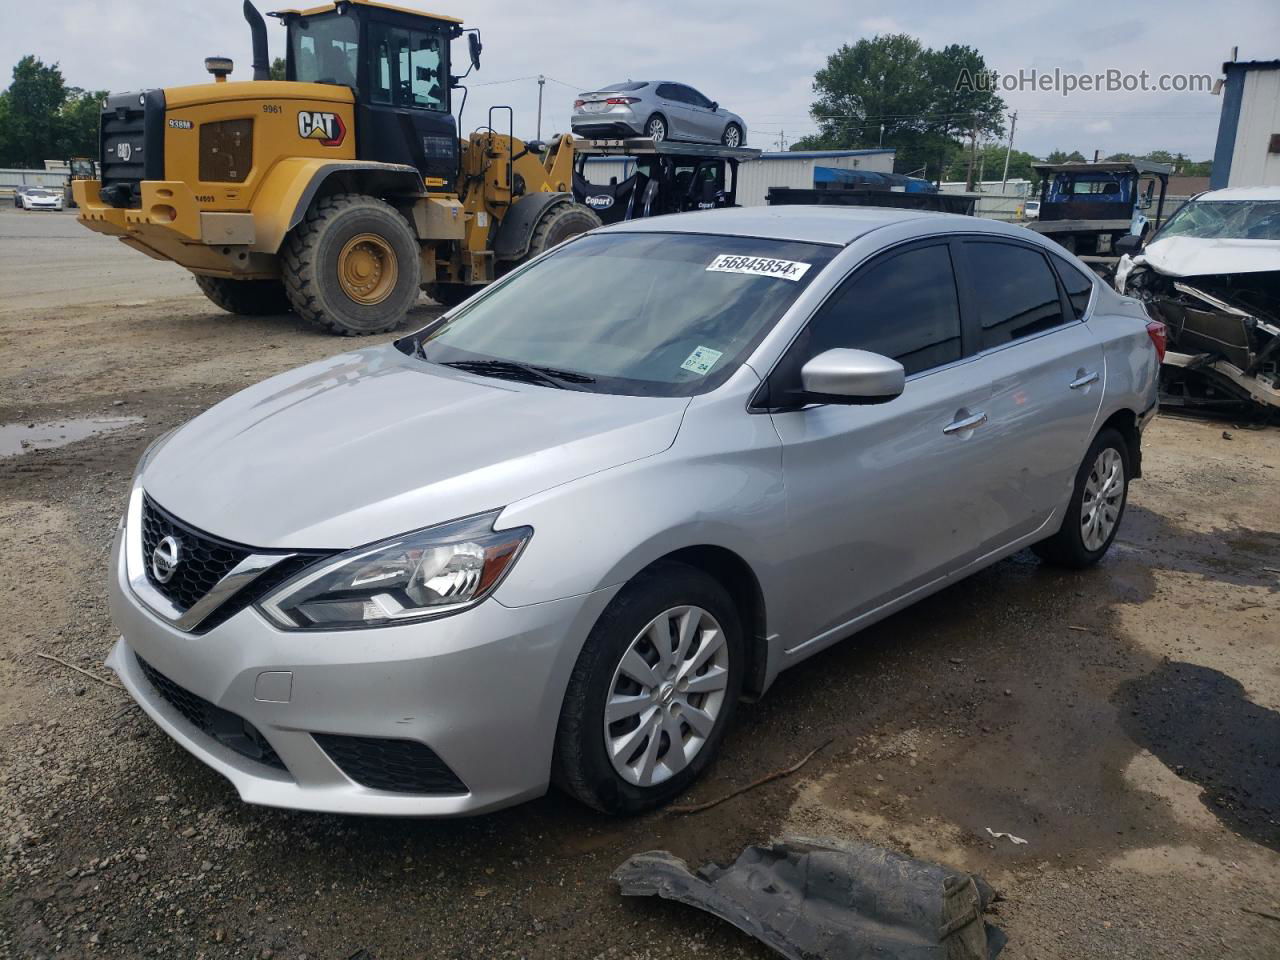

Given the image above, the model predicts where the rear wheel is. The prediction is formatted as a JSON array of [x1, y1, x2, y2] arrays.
[[525, 202, 602, 260], [1033, 427, 1130, 568], [645, 115, 668, 142], [194, 275, 291, 316], [553, 562, 744, 815], [721, 123, 743, 147], [281, 193, 421, 336]]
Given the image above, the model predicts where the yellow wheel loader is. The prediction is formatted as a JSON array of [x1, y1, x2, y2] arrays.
[[73, 0, 600, 335]]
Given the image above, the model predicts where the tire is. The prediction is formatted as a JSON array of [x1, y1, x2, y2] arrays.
[[194, 275, 292, 316], [281, 193, 421, 336], [553, 561, 745, 815], [525, 202, 602, 260], [645, 115, 668, 142], [721, 123, 744, 148], [1032, 427, 1130, 568]]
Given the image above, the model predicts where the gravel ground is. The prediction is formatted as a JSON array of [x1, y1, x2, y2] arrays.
[[1, 207, 1278, 959]]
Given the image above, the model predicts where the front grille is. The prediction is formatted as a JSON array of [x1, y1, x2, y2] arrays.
[[136, 655, 287, 772], [100, 89, 165, 208], [313, 734, 467, 795], [142, 496, 252, 612]]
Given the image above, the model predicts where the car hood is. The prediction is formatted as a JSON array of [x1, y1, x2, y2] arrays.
[[141, 346, 689, 549], [1133, 235, 1280, 278]]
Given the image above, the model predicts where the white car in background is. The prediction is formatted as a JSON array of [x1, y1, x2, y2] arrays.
[[1023, 199, 1041, 220], [20, 187, 65, 211]]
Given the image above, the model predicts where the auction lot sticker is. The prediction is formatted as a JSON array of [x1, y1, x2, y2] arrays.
[[706, 254, 812, 281]]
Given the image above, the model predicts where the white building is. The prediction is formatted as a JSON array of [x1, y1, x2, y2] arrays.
[[1211, 59, 1280, 188], [580, 147, 896, 207]]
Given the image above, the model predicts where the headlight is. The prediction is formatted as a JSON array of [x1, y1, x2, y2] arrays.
[[258, 511, 531, 630]]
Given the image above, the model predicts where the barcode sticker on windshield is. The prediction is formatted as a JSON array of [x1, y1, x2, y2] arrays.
[[681, 345, 723, 376], [707, 254, 812, 281]]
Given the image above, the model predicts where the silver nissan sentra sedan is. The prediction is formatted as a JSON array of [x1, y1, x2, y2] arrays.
[[107, 207, 1162, 816]]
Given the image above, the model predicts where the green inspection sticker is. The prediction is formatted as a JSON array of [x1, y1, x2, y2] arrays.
[[680, 345, 724, 376]]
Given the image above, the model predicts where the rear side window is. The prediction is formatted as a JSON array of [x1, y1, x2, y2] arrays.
[[798, 243, 963, 376], [965, 242, 1067, 349], [1052, 255, 1095, 318]]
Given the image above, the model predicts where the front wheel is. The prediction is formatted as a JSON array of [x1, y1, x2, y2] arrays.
[[281, 193, 422, 336], [1033, 428, 1130, 568], [553, 562, 744, 814], [721, 123, 743, 147]]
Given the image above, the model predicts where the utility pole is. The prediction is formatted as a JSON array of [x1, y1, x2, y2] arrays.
[[965, 121, 978, 192], [1000, 110, 1017, 190], [536, 75, 545, 140]]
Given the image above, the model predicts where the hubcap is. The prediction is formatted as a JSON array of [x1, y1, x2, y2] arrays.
[[604, 605, 729, 787], [337, 233, 398, 305], [1081, 447, 1124, 551]]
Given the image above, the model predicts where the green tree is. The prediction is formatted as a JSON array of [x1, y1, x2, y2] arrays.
[[57, 87, 108, 158], [270, 57, 287, 81], [794, 34, 1005, 181], [1045, 149, 1086, 164], [0, 56, 67, 166]]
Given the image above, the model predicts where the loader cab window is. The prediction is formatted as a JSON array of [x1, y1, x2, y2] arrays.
[[290, 14, 359, 88], [369, 22, 446, 111]]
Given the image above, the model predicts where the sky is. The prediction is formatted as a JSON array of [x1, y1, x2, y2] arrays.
[[3, 0, 1277, 163]]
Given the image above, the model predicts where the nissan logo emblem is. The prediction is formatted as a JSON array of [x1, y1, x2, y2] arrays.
[[151, 535, 181, 584]]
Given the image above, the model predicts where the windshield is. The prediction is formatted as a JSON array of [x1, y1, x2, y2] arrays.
[[411, 232, 836, 397], [291, 12, 359, 87], [1155, 199, 1280, 242]]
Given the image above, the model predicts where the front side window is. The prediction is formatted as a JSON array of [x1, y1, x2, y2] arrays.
[[412, 233, 837, 397], [788, 243, 963, 378], [965, 242, 1067, 349], [290, 13, 359, 87], [369, 22, 446, 110]]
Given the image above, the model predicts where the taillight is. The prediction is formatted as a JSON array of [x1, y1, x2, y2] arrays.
[[573, 99, 585, 108], [605, 97, 640, 105], [1146, 319, 1167, 363]]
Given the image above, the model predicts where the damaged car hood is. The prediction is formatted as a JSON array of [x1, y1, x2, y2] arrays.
[[1127, 235, 1280, 278], [140, 346, 689, 549]]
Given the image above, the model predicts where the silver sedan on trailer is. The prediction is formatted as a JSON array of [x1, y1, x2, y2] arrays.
[[571, 81, 747, 146], [108, 207, 1162, 816]]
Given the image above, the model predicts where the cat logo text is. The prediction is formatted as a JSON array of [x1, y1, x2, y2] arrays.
[[297, 111, 346, 147]]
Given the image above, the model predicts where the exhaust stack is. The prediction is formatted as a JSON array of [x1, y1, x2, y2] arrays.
[[243, 1, 270, 81]]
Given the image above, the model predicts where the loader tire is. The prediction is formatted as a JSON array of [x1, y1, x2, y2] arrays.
[[281, 193, 421, 336], [194, 275, 291, 316], [525, 202, 602, 260]]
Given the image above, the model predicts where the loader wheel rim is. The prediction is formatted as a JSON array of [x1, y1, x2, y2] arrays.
[[337, 233, 398, 305]]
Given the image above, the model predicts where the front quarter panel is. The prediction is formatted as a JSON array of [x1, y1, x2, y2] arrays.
[[494, 366, 787, 616]]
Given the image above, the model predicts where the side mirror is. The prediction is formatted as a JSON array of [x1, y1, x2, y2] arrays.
[[800, 349, 905, 405], [1115, 234, 1143, 256], [710, 101, 719, 112], [468, 33, 482, 71]]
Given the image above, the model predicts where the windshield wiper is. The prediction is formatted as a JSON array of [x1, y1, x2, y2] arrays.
[[440, 358, 594, 389]]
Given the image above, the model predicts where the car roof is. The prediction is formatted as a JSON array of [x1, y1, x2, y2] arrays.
[[597, 205, 1033, 247], [1190, 186, 1280, 202]]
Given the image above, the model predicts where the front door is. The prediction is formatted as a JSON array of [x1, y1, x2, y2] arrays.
[[358, 17, 457, 189], [767, 241, 996, 653]]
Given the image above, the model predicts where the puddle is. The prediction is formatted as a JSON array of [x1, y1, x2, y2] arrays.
[[1117, 660, 1280, 851], [0, 416, 143, 457]]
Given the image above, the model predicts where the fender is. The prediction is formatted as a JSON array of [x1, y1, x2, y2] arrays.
[[251, 158, 425, 254], [492, 192, 572, 262]]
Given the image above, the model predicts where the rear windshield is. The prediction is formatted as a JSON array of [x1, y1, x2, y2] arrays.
[[291, 12, 360, 87], [604, 81, 648, 92], [410, 232, 836, 397]]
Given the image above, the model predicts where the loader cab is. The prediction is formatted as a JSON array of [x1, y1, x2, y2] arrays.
[[273, 1, 467, 190]]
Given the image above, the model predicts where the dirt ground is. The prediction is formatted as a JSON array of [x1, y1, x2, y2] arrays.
[[2, 207, 1278, 960]]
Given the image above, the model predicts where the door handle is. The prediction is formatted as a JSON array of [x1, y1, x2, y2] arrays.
[[1069, 371, 1100, 390], [943, 411, 988, 435]]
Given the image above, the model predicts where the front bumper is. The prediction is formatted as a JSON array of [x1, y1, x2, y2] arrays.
[[107, 529, 617, 815], [73, 179, 264, 277]]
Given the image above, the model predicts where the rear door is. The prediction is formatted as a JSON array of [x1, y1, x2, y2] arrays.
[[653, 84, 690, 139], [768, 240, 997, 652], [956, 240, 1105, 545]]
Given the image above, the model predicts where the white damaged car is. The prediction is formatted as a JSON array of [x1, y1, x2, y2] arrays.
[[1115, 186, 1280, 414]]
